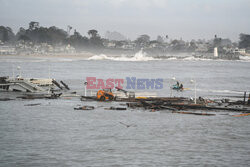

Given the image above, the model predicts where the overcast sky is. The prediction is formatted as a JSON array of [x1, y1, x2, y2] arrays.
[[0, 0, 249, 41]]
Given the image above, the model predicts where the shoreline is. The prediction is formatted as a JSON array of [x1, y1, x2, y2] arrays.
[[1, 52, 250, 62], [0, 52, 95, 60]]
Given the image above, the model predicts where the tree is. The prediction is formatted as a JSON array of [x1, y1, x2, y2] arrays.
[[0, 26, 9, 42], [67, 30, 89, 49], [171, 39, 179, 46], [18, 34, 30, 41], [88, 29, 98, 38], [47, 26, 67, 44], [16, 27, 26, 39], [0, 26, 15, 42], [67, 25, 72, 36], [157, 35, 164, 43], [189, 40, 197, 51], [87, 29, 103, 48], [18, 23, 68, 45], [239, 33, 250, 49], [36, 27, 51, 43], [170, 39, 185, 51], [29, 21, 39, 30], [135, 34, 150, 47]]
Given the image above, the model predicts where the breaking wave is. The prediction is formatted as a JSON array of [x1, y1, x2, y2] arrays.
[[88, 50, 158, 61], [239, 55, 250, 62], [88, 51, 250, 62], [166, 57, 177, 60]]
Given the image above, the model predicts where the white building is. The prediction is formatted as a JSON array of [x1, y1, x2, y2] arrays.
[[0, 46, 16, 55], [233, 48, 246, 54]]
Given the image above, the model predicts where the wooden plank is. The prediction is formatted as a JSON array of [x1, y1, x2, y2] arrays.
[[232, 113, 250, 117], [172, 111, 215, 116]]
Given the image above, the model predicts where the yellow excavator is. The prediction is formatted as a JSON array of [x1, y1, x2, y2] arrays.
[[96, 89, 114, 101]]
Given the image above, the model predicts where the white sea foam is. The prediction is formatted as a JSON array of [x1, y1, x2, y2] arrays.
[[88, 51, 250, 62], [166, 57, 177, 60], [239, 55, 250, 62], [88, 54, 110, 60], [88, 50, 158, 61], [182, 56, 212, 61], [182, 56, 195, 60]]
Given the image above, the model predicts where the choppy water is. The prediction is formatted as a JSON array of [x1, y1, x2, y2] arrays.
[[1, 55, 250, 166]]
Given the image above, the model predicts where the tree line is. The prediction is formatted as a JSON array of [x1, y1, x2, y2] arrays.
[[0, 22, 104, 50], [1, 22, 250, 51]]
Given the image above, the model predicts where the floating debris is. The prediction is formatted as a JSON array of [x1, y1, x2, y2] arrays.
[[232, 113, 250, 117], [119, 122, 136, 128], [74, 106, 95, 110], [24, 103, 42, 106], [172, 111, 215, 116], [105, 107, 127, 110], [126, 97, 250, 113], [0, 98, 14, 101], [0, 76, 69, 93], [52, 80, 62, 90], [17, 93, 62, 99], [60, 81, 70, 90]]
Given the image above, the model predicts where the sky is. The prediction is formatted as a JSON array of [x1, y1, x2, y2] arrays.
[[0, 0, 250, 41]]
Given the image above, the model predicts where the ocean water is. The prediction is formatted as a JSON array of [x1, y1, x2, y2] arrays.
[[0, 54, 250, 166]]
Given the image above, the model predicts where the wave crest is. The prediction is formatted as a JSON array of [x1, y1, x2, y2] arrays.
[[88, 50, 158, 61], [88, 51, 250, 62]]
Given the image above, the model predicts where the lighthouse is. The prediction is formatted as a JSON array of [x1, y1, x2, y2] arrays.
[[214, 47, 218, 57]]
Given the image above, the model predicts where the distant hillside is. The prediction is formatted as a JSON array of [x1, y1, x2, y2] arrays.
[[105, 31, 127, 41]]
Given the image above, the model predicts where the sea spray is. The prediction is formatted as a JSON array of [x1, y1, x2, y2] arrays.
[[88, 49, 157, 61], [87, 52, 250, 62]]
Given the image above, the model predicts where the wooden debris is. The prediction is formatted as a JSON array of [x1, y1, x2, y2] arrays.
[[17, 93, 62, 99], [52, 80, 63, 89], [48, 93, 62, 99], [119, 122, 136, 127], [160, 105, 178, 111], [74, 106, 95, 110], [24, 103, 41, 106], [0, 98, 14, 101], [172, 111, 215, 116], [126, 98, 250, 113], [105, 107, 127, 110], [232, 113, 250, 117], [60, 81, 70, 90]]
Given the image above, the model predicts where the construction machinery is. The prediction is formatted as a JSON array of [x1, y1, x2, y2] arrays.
[[115, 87, 135, 99], [96, 89, 115, 101]]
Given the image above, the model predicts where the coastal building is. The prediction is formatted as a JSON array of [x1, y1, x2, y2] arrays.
[[0, 46, 16, 55], [121, 42, 136, 50], [195, 43, 209, 52], [233, 48, 246, 54], [104, 41, 116, 48]]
